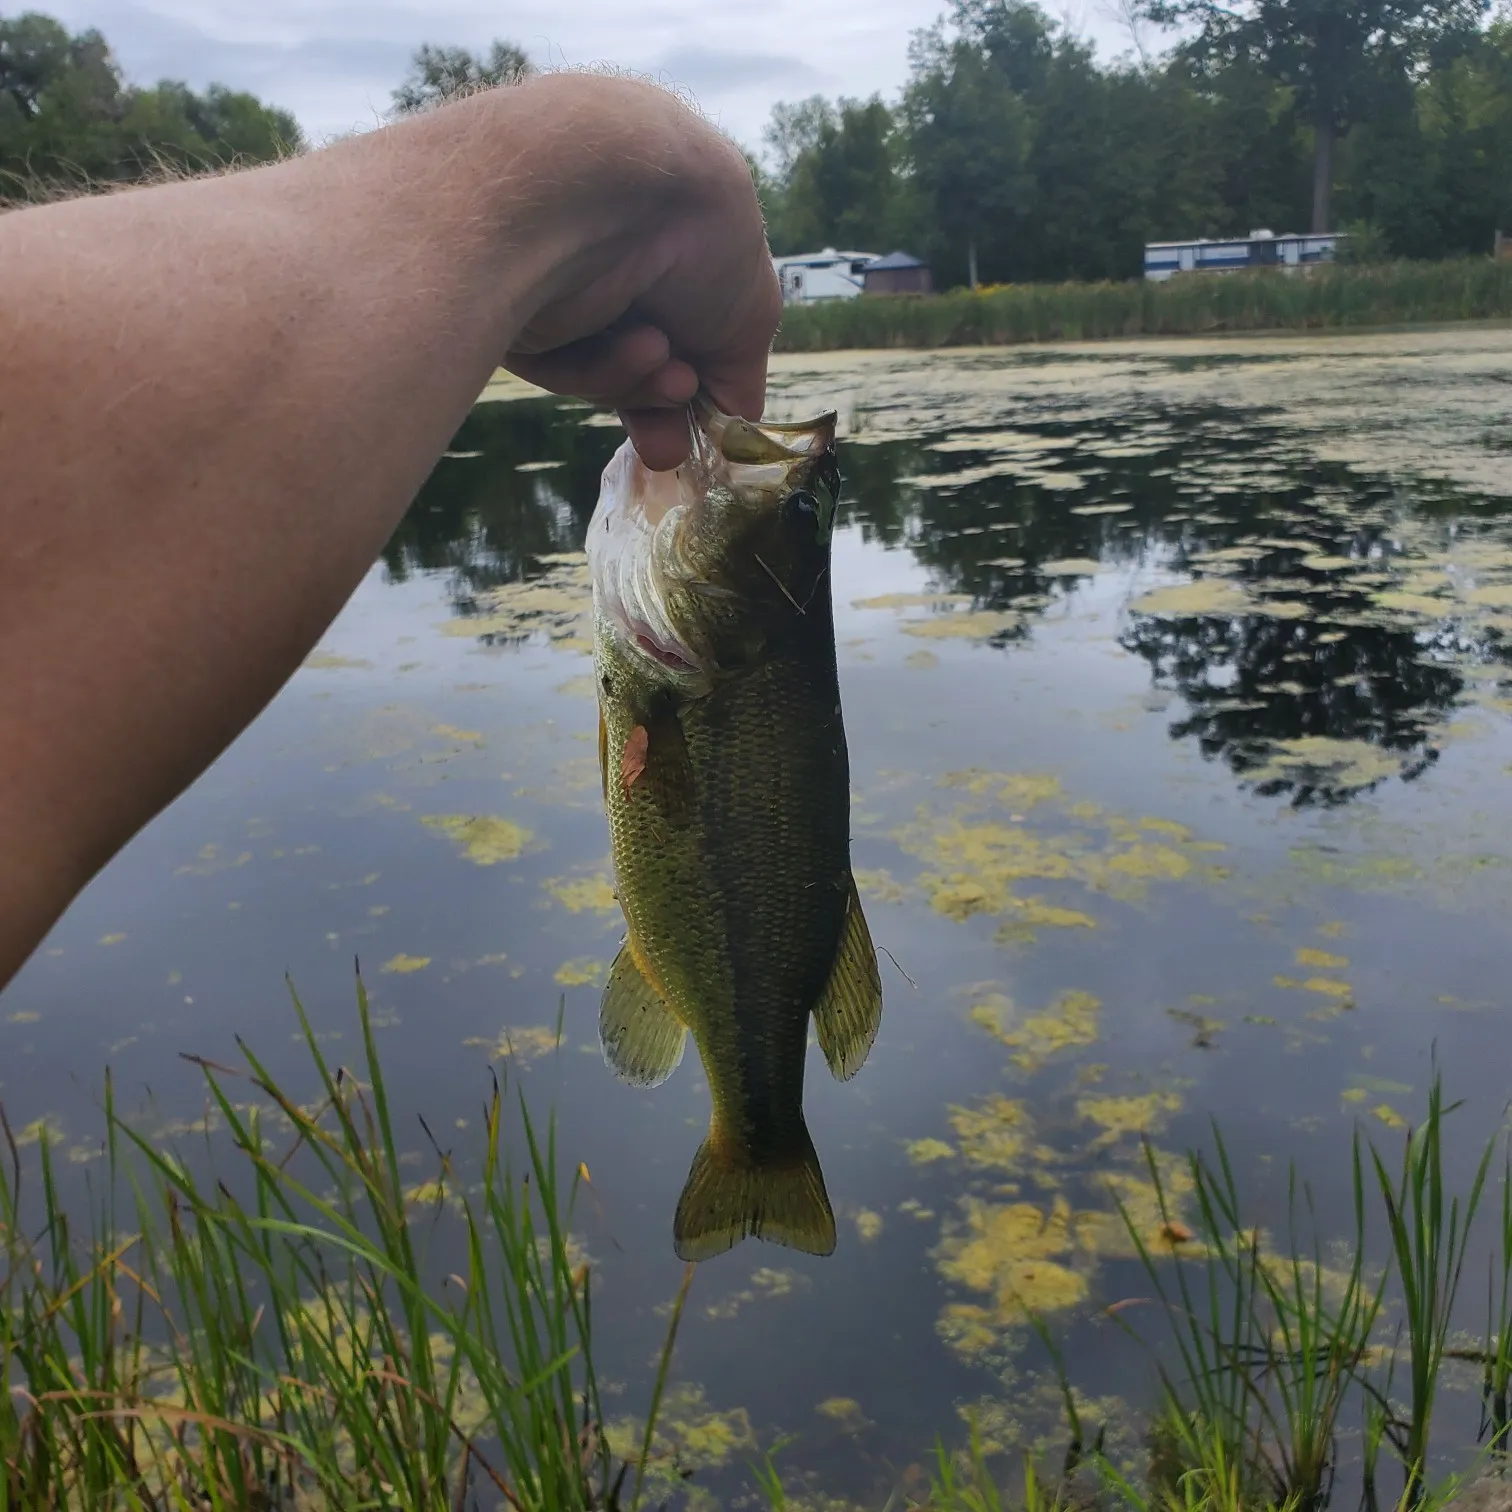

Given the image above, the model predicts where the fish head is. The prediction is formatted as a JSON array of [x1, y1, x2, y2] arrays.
[[587, 395, 840, 690]]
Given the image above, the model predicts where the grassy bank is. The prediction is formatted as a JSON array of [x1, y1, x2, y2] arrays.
[[770, 259, 1512, 352], [4, 984, 1509, 1510]]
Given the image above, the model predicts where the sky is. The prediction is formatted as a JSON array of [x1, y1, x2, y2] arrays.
[[39, 0, 1143, 158]]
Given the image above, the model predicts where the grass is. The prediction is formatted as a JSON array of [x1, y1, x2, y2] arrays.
[[1369, 1070, 1493, 1506], [0, 974, 689, 1510], [1100, 1068, 1507, 1512], [769, 258, 1512, 352], [5, 981, 1510, 1512]]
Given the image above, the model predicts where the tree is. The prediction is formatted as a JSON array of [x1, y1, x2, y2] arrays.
[[0, 11, 300, 198], [763, 95, 834, 180], [1143, 0, 1490, 232], [765, 95, 918, 254], [903, 21, 1034, 286], [391, 41, 531, 115]]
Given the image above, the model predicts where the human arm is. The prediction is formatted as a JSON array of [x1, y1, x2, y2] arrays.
[[0, 73, 781, 988]]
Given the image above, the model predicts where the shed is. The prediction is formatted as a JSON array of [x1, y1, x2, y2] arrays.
[[863, 251, 933, 295]]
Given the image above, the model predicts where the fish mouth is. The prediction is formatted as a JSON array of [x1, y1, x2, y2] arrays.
[[691, 392, 837, 480], [586, 395, 839, 683]]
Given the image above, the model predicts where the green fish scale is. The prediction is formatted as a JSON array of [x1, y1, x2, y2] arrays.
[[599, 615, 851, 1164]]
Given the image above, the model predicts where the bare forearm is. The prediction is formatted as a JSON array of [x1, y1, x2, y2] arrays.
[[0, 74, 751, 984]]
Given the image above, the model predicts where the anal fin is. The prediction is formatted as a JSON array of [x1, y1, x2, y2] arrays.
[[812, 878, 883, 1082], [599, 940, 686, 1089]]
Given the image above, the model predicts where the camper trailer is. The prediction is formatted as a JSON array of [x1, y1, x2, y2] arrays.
[[772, 248, 879, 304], [1144, 230, 1344, 281]]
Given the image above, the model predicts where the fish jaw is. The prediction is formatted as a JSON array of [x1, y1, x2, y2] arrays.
[[586, 400, 841, 686], [586, 439, 714, 689]]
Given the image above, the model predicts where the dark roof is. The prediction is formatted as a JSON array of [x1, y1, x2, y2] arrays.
[[865, 250, 927, 271]]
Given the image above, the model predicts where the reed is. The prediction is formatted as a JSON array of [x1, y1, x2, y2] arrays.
[[770, 260, 1512, 353], [1369, 1070, 1493, 1506], [0, 973, 687, 1510]]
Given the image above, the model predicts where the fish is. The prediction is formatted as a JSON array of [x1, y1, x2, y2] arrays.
[[585, 393, 883, 1263]]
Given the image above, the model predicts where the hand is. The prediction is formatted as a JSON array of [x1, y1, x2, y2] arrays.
[[499, 75, 783, 472]]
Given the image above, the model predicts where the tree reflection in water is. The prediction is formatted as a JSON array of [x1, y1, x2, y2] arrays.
[[391, 393, 1512, 806]]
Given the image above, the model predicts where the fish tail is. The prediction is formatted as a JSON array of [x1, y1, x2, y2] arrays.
[[673, 1126, 836, 1262]]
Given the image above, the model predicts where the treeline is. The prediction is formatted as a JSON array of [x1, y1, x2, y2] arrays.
[[755, 0, 1512, 288], [0, 12, 302, 195], [0, 15, 541, 200], [7, 1, 1512, 293]]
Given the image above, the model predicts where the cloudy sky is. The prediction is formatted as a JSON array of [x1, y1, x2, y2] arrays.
[[40, 0, 1140, 157]]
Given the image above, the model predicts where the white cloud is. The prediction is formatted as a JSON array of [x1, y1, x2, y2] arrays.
[[38, 0, 1136, 150]]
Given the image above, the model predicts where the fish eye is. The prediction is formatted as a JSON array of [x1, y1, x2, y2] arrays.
[[784, 489, 821, 527]]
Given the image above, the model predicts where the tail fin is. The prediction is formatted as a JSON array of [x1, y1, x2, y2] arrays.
[[673, 1127, 836, 1262]]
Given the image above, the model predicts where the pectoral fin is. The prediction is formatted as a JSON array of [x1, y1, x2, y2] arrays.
[[597, 705, 609, 802], [624, 706, 695, 825], [599, 940, 686, 1088], [811, 879, 883, 1082]]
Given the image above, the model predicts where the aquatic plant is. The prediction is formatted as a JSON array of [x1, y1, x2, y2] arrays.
[[1100, 1068, 1505, 1512], [1369, 1068, 1492, 1506], [1479, 1151, 1512, 1448], [771, 259, 1512, 353], [0, 975, 685, 1510]]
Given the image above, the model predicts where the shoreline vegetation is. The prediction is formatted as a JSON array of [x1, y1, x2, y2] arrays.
[[770, 262, 1512, 354], [6, 981, 1512, 1510]]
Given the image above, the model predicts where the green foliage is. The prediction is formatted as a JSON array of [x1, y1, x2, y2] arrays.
[[762, 94, 920, 255], [1143, 0, 1491, 229], [0, 10, 300, 200], [390, 40, 532, 116], [0, 977, 685, 1508], [771, 257, 1512, 349], [755, 0, 1512, 286]]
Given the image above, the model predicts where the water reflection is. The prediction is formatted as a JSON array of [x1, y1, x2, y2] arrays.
[[411, 390, 1511, 809], [382, 397, 617, 597]]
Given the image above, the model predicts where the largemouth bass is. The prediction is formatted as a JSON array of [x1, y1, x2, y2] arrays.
[[586, 394, 882, 1262]]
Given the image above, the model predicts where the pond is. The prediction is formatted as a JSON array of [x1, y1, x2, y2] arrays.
[[6, 326, 1512, 1507]]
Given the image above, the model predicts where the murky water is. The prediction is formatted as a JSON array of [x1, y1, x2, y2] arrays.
[[7, 328, 1512, 1505]]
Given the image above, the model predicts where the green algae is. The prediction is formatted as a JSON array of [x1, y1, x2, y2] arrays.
[[420, 814, 533, 865], [894, 775, 1227, 946], [703, 1265, 807, 1321], [380, 953, 430, 975], [905, 1136, 957, 1165], [936, 1196, 1089, 1332], [440, 555, 591, 648], [814, 1397, 872, 1435], [542, 872, 618, 913], [1296, 946, 1350, 969], [1247, 737, 1404, 793], [969, 989, 1101, 1072], [854, 867, 907, 904], [553, 958, 609, 988], [901, 609, 1022, 641], [461, 1025, 561, 1062], [949, 1094, 1033, 1172], [1077, 1090, 1183, 1149], [605, 1383, 755, 1497]]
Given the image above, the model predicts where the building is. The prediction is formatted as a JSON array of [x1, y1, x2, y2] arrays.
[[863, 250, 933, 295], [773, 248, 879, 304], [1143, 230, 1345, 282]]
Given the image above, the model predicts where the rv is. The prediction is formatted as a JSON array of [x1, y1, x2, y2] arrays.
[[1144, 230, 1344, 282], [772, 248, 879, 304]]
